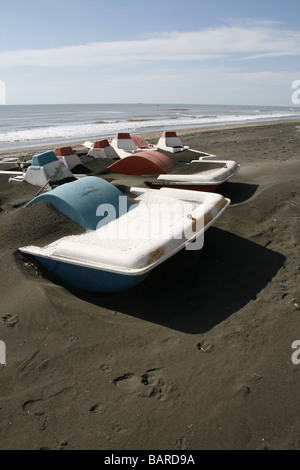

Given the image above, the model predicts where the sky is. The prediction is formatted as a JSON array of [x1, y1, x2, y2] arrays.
[[0, 0, 300, 106]]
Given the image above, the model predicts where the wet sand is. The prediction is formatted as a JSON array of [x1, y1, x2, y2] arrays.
[[0, 120, 300, 450]]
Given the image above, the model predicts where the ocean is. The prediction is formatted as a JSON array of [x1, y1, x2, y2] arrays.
[[0, 103, 300, 151]]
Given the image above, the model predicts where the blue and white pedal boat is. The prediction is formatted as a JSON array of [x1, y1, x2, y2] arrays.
[[19, 177, 230, 293]]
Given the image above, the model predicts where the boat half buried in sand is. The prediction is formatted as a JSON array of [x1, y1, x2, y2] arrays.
[[19, 176, 230, 293], [5, 149, 91, 190], [106, 151, 239, 192], [0, 157, 25, 171], [83, 134, 239, 192], [5, 143, 239, 193], [151, 131, 218, 160], [111, 131, 218, 160], [84, 131, 217, 161]]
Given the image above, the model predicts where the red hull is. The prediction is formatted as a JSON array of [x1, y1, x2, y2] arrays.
[[148, 183, 219, 192]]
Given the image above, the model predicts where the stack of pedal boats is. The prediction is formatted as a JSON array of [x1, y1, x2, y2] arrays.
[[14, 131, 239, 293]]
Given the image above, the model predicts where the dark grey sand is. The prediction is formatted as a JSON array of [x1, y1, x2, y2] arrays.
[[0, 120, 300, 450]]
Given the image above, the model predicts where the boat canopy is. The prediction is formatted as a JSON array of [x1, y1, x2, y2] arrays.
[[25, 176, 132, 230], [87, 139, 119, 159], [108, 151, 176, 175], [31, 151, 58, 167], [54, 147, 74, 157]]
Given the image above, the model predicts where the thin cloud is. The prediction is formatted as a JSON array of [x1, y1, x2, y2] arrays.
[[225, 70, 300, 84], [241, 51, 300, 60], [0, 24, 300, 68]]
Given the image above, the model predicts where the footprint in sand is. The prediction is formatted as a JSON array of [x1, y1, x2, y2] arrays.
[[1, 313, 19, 327], [112, 368, 175, 401], [100, 363, 112, 373], [105, 424, 126, 442], [233, 373, 263, 398], [22, 386, 76, 415], [176, 437, 188, 450], [196, 341, 214, 353], [99, 352, 115, 373], [89, 403, 104, 415]]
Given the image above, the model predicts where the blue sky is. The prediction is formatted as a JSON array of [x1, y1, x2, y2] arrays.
[[0, 0, 300, 105]]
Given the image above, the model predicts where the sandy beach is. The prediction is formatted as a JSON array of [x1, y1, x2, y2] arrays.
[[0, 120, 300, 450]]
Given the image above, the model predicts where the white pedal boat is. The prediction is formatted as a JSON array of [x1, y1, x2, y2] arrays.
[[19, 176, 230, 293]]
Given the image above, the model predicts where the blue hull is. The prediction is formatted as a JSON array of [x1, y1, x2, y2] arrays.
[[35, 256, 148, 293]]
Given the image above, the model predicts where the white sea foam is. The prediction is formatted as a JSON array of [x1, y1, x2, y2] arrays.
[[0, 104, 299, 150]]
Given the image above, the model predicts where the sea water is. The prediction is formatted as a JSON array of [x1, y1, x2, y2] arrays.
[[0, 103, 299, 151]]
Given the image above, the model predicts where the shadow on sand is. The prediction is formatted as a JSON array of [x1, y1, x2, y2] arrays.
[[72, 227, 285, 334], [218, 181, 259, 204]]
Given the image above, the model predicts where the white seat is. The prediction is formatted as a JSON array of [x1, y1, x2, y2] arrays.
[[111, 132, 139, 158], [88, 139, 119, 159], [54, 146, 82, 170], [156, 131, 189, 153]]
